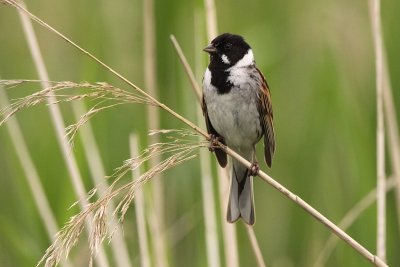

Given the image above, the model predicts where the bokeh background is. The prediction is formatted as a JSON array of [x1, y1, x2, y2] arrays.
[[0, 0, 399, 266]]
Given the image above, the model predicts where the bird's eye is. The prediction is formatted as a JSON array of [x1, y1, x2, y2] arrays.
[[224, 43, 232, 50]]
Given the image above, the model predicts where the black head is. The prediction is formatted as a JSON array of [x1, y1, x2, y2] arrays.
[[203, 33, 252, 69]]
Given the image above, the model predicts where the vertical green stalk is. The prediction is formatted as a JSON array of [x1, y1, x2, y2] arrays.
[[369, 0, 386, 262], [130, 134, 152, 267], [0, 85, 74, 267], [202, 1, 241, 266], [17, 1, 110, 266], [143, 0, 169, 266]]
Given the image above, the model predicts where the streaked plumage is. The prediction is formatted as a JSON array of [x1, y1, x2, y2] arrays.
[[202, 33, 275, 226]]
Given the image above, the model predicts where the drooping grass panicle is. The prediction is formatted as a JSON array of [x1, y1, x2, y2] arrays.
[[36, 129, 202, 267], [1, 0, 392, 265], [0, 80, 160, 145]]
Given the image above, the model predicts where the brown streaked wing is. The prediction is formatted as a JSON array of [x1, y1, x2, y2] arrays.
[[256, 67, 275, 168]]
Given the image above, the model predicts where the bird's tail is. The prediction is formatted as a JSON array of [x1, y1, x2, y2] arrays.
[[227, 158, 255, 226]]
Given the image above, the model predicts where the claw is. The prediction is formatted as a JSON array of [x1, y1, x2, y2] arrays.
[[248, 162, 260, 177], [207, 134, 222, 152], [248, 144, 260, 176]]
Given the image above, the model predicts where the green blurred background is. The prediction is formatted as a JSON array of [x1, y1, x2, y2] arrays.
[[0, 0, 399, 266]]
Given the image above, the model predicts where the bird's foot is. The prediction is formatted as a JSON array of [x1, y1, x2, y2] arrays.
[[207, 134, 223, 152], [248, 162, 260, 177]]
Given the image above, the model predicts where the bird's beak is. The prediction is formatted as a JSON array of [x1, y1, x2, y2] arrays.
[[203, 44, 218, 53]]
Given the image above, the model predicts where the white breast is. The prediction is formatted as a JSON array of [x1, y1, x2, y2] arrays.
[[203, 65, 262, 156]]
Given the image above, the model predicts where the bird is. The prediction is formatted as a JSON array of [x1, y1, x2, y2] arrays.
[[202, 33, 275, 226]]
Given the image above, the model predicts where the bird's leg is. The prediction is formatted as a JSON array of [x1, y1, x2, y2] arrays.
[[248, 144, 260, 176], [207, 134, 223, 152]]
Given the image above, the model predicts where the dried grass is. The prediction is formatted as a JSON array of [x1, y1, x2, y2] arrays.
[[0, 79, 205, 267], [0, 0, 392, 266], [0, 80, 158, 146], [36, 129, 203, 267]]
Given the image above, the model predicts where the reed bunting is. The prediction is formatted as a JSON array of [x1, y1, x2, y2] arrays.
[[202, 33, 275, 226]]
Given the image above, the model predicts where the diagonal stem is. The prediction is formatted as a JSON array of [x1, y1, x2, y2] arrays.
[[1, 1, 389, 266], [1, 0, 207, 138]]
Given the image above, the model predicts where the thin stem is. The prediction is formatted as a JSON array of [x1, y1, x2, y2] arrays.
[[218, 166, 240, 267], [2, 0, 207, 138], [1, 1, 389, 265], [0, 85, 73, 267], [227, 145, 387, 267], [245, 224, 266, 267], [204, 0, 218, 41], [314, 176, 396, 267], [142, 0, 168, 265], [369, 0, 386, 261], [193, 12, 222, 266], [198, 107, 221, 267], [73, 101, 132, 267], [382, 51, 400, 232], [130, 134, 152, 267], [202, 2, 241, 267], [170, 35, 202, 103], [17, 2, 110, 266]]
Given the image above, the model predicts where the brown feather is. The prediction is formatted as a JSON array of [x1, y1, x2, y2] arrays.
[[255, 68, 275, 168]]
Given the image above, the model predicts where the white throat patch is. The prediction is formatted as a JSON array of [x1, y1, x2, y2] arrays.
[[226, 49, 255, 87], [232, 49, 254, 68]]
